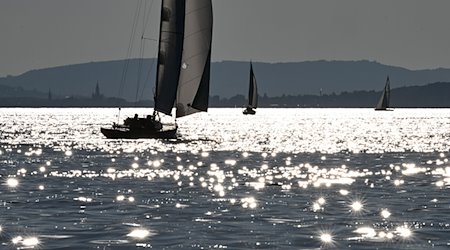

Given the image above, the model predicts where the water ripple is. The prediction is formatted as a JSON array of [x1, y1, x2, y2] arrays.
[[1, 108, 450, 249]]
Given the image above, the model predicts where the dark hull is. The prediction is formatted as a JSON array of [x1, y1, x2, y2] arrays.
[[100, 126, 177, 139], [243, 109, 256, 115], [374, 108, 394, 111]]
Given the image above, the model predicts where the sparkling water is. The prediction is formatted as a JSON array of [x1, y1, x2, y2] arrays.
[[0, 108, 449, 249]]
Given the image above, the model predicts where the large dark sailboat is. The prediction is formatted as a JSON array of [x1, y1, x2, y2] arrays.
[[374, 76, 392, 111], [243, 62, 258, 115], [101, 0, 213, 139]]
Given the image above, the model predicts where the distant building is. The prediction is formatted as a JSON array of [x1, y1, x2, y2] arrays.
[[92, 81, 104, 99]]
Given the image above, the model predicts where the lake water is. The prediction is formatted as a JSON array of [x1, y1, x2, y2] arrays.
[[1, 108, 450, 249]]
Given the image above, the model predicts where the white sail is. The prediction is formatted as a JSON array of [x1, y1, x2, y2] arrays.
[[175, 0, 213, 118], [248, 63, 258, 108], [375, 76, 391, 110], [154, 0, 186, 116]]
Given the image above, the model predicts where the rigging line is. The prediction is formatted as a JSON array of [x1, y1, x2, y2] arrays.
[[143, 0, 155, 33], [116, 0, 143, 104], [139, 1, 159, 104], [134, 38, 146, 105], [141, 37, 158, 42], [134, 0, 151, 105], [139, 13, 158, 102], [136, 0, 157, 105], [139, 57, 157, 102]]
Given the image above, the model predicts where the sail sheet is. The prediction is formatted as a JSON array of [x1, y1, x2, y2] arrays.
[[154, 0, 186, 116], [175, 0, 213, 118], [375, 76, 390, 110], [248, 63, 258, 108]]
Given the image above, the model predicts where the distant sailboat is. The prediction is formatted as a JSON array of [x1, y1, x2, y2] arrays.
[[374, 76, 392, 111], [101, 0, 213, 139], [243, 62, 258, 115]]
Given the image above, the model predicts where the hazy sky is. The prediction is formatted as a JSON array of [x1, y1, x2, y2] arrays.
[[2, 0, 450, 76]]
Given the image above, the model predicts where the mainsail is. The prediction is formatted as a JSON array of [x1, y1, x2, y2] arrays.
[[375, 76, 391, 110], [175, 0, 213, 118], [248, 62, 258, 108], [154, 0, 186, 116]]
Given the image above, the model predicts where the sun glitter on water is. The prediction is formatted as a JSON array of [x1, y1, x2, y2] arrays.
[[3, 108, 450, 249], [318, 231, 336, 247], [320, 233, 333, 243], [312, 197, 326, 212], [241, 197, 257, 209], [127, 229, 151, 239], [12, 236, 40, 248], [396, 225, 413, 239], [6, 178, 19, 188], [351, 201, 363, 212], [348, 197, 366, 215], [381, 209, 391, 219]]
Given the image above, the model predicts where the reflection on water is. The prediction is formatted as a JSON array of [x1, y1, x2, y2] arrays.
[[1, 108, 450, 153], [127, 228, 153, 240], [12, 236, 40, 248], [0, 108, 450, 249]]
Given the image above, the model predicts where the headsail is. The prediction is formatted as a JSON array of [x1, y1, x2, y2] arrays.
[[375, 76, 391, 110], [154, 0, 186, 116], [248, 62, 258, 108], [176, 0, 213, 118]]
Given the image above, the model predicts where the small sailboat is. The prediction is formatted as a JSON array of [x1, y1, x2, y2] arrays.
[[243, 62, 258, 115], [101, 0, 213, 139], [374, 76, 392, 111]]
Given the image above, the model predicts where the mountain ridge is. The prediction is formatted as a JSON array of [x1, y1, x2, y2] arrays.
[[1, 81, 450, 108], [2, 59, 450, 101]]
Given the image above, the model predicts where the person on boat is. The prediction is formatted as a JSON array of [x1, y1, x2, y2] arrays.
[[122, 113, 163, 130], [124, 114, 140, 127], [144, 115, 153, 128], [144, 115, 162, 130]]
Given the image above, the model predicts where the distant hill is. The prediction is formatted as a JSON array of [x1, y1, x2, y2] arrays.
[[230, 82, 450, 108], [1, 81, 450, 108], [0, 84, 45, 98], [391, 82, 450, 108], [2, 59, 450, 101]]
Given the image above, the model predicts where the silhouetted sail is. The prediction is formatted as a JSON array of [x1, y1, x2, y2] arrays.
[[248, 62, 258, 108], [154, 0, 186, 116], [375, 76, 391, 110], [176, 0, 213, 118], [242, 62, 257, 115]]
